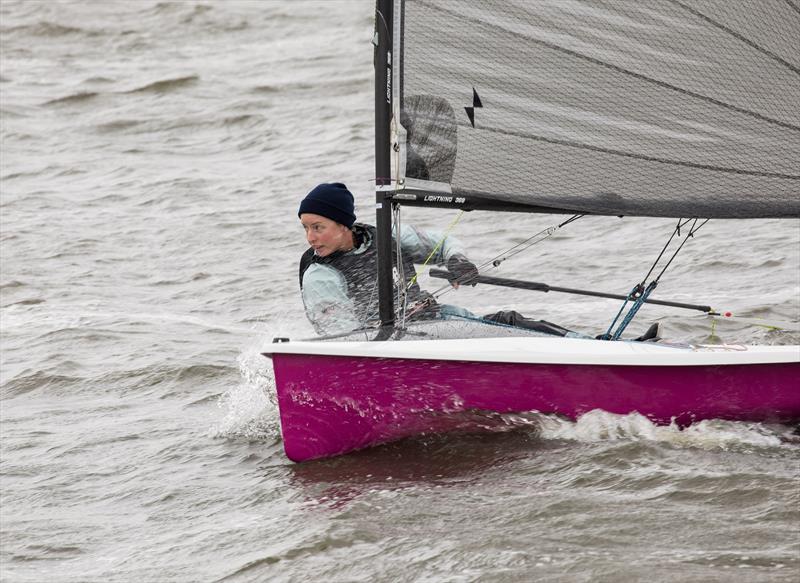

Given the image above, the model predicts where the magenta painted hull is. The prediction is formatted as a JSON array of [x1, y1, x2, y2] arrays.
[[271, 354, 800, 462]]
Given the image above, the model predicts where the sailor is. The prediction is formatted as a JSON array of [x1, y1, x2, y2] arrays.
[[298, 182, 574, 337]]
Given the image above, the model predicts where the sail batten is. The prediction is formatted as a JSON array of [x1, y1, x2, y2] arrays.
[[393, 0, 800, 218]]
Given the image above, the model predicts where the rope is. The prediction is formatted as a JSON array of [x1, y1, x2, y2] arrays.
[[710, 311, 787, 337], [601, 284, 640, 340], [610, 281, 658, 340]]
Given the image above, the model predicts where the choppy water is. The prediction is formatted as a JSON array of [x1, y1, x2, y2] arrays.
[[1, 1, 799, 582]]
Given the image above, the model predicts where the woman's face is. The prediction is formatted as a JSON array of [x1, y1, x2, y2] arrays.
[[300, 213, 352, 257]]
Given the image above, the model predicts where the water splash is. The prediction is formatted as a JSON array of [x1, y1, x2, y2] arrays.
[[532, 409, 788, 450], [210, 335, 281, 441]]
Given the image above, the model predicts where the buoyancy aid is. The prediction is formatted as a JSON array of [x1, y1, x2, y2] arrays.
[[299, 223, 435, 325]]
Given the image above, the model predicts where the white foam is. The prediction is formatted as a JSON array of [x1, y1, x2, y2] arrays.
[[533, 409, 786, 450], [210, 334, 281, 440]]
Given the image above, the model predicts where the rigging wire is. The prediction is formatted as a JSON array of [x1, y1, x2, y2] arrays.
[[359, 228, 382, 329], [639, 218, 693, 284], [390, 113, 412, 328], [394, 203, 409, 328], [653, 218, 709, 282], [604, 218, 711, 340], [430, 213, 584, 300], [361, 104, 400, 328], [481, 214, 583, 271]]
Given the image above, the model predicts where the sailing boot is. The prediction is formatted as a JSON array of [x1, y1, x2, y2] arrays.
[[634, 322, 662, 342]]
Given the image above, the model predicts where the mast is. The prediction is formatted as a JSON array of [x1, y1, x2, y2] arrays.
[[374, 0, 394, 332]]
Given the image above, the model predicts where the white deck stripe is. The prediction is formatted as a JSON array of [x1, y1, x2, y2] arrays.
[[264, 337, 800, 366]]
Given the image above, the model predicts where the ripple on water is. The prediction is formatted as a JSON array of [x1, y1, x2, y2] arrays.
[[42, 91, 100, 106], [125, 75, 199, 94]]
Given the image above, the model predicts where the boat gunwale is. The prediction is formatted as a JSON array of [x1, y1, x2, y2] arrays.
[[263, 337, 800, 367]]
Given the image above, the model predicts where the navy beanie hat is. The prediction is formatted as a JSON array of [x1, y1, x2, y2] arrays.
[[298, 183, 356, 228]]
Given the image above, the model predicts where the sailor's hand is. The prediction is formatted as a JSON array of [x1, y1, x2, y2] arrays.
[[446, 254, 479, 288]]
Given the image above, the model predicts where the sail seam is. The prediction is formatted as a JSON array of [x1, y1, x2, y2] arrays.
[[784, 0, 800, 17], [667, 0, 800, 76], [415, 0, 800, 132], [457, 122, 799, 180]]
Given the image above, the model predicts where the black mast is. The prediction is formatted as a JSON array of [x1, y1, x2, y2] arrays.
[[374, 0, 394, 334]]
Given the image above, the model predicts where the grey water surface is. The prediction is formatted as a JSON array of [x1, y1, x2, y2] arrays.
[[1, 1, 799, 582]]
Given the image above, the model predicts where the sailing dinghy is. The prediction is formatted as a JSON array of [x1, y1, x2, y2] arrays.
[[264, 0, 800, 462]]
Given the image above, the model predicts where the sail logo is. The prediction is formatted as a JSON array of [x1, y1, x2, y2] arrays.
[[424, 195, 466, 204], [465, 87, 483, 128], [386, 51, 392, 104]]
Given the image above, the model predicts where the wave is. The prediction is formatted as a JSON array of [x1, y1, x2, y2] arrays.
[[147, 2, 249, 32], [92, 113, 264, 136], [94, 119, 143, 133], [152, 272, 211, 286], [152, 2, 210, 16], [92, 362, 237, 397], [43, 91, 99, 106], [4, 298, 45, 307], [82, 76, 115, 84], [221, 114, 265, 127], [252, 82, 315, 94], [171, 363, 235, 383], [126, 75, 199, 94], [0, 370, 83, 398], [0, 107, 27, 118], [0, 21, 98, 38], [1, 169, 48, 181]]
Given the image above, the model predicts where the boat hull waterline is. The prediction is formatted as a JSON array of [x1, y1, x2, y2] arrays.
[[265, 338, 800, 462]]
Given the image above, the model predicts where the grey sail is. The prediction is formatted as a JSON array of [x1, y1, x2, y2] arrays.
[[392, 0, 800, 218]]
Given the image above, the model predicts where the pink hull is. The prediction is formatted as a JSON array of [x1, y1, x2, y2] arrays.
[[272, 354, 800, 462]]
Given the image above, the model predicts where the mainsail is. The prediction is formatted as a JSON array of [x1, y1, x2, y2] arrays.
[[391, 0, 800, 218]]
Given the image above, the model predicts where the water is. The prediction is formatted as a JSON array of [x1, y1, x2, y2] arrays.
[[1, 1, 798, 581]]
